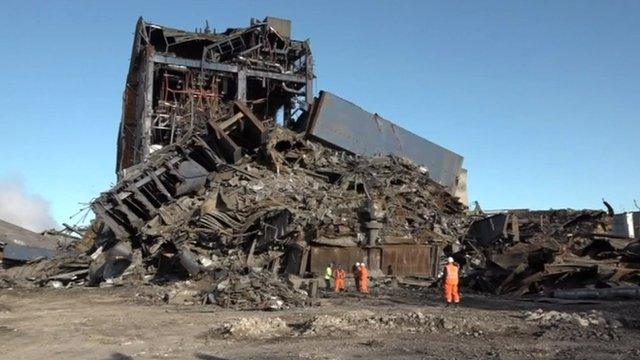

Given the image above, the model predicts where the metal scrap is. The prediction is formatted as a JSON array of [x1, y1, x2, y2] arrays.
[[461, 209, 640, 296]]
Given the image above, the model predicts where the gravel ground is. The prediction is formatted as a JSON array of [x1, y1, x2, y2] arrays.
[[1, 286, 640, 359]]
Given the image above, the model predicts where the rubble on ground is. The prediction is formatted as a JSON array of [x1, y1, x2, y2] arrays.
[[0, 17, 468, 310], [0, 125, 467, 310], [209, 309, 505, 340], [461, 209, 640, 296], [1, 16, 638, 310], [0, 219, 80, 266], [219, 317, 290, 338], [521, 308, 621, 341]]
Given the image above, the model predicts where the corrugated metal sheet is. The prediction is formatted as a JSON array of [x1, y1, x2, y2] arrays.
[[381, 245, 440, 277], [309, 246, 366, 274], [308, 244, 440, 277], [307, 91, 463, 192]]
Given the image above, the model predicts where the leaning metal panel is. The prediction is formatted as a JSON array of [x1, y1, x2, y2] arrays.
[[307, 91, 463, 192]]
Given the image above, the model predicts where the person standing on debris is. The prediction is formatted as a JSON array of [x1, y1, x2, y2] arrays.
[[324, 263, 333, 291], [352, 262, 360, 291], [358, 263, 369, 293], [443, 257, 460, 306], [334, 264, 346, 292]]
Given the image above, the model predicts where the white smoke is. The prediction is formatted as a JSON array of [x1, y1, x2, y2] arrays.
[[0, 178, 57, 232]]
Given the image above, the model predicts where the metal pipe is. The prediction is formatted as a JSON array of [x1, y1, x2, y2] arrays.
[[552, 287, 640, 300]]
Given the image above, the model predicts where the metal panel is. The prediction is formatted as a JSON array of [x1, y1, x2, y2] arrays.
[[612, 212, 640, 239], [309, 246, 366, 274], [381, 245, 440, 277], [307, 91, 463, 192], [3, 243, 58, 261], [467, 213, 509, 246], [265, 17, 291, 38]]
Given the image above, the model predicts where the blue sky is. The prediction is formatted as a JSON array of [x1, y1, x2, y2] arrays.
[[0, 1, 638, 228]]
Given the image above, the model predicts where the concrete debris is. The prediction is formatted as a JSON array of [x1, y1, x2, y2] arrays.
[[523, 309, 607, 328], [219, 317, 290, 338], [208, 310, 495, 340], [521, 309, 621, 341]]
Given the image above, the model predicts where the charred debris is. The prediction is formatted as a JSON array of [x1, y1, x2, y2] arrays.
[[1, 17, 638, 307], [0, 17, 467, 309], [462, 208, 640, 298]]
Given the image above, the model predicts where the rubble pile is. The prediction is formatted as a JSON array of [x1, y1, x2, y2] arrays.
[[462, 209, 640, 296], [87, 127, 465, 307], [0, 127, 466, 305], [522, 309, 621, 341], [0, 17, 469, 309], [3, 16, 637, 307], [0, 254, 91, 288], [210, 309, 495, 340], [200, 269, 309, 310], [218, 317, 290, 338]]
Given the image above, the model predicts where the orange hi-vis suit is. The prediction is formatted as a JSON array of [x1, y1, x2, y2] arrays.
[[358, 265, 369, 293], [334, 268, 346, 292], [443, 263, 460, 303]]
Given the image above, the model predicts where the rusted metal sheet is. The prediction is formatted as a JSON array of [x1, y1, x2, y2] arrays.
[[612, 212, 640, 239], [3, 243, 58, 261], [467, 213, 509, 246], [381, 245, 440, 277], [308, 246, 366, 274], [309, 245, 440, 277], [306, 91, 463, 192]]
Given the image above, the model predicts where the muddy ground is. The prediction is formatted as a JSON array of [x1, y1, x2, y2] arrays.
[[1, 285, 640, 360]]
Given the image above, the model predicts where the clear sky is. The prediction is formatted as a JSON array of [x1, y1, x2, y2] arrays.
[[0, 1, 638, 229]]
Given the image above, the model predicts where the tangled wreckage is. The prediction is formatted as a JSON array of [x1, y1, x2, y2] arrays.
[[1, 17, 639, 307]]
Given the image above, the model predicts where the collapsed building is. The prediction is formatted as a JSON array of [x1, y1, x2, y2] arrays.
[[83, 16, 468, 296], [4, 17, 635, 306]]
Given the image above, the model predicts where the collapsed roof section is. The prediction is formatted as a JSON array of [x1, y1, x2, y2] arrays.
[[116, 17, 314, 176], [307, 91, 464, 193]]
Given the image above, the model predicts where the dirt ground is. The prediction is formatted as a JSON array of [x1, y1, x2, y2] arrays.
[[1, 285, 640, 360]]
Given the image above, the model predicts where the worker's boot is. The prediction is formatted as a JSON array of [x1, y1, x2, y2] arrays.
[[445, 302, 450, 308]]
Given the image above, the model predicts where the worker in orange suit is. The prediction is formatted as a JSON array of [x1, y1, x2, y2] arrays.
[[443, 257, 461, 306], [334, 264, 346, 292], [358, 263, 369, 293]]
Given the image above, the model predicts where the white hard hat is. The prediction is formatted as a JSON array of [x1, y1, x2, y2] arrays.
[[447, 257, 454, 263], [360, 262, 366, 266], [355, 262, 360, 266]]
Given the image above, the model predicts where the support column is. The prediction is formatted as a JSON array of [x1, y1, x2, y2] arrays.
[[236, 69, 247, 102], [305, 54, 314, 108], [141, 55, 155, 162]]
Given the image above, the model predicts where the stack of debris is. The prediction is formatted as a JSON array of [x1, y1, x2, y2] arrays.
[[0, 126, 466, 308], [0, 218, 86, 287], [201, 270, 309, 310], [462, 209, 640, 296], [85, 126, 466, 304], [0, 17, 470, 309]]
